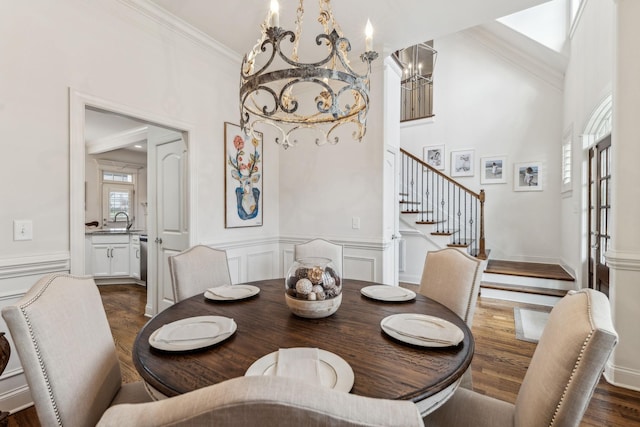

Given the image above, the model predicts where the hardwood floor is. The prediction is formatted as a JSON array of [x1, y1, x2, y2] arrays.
[[8, 285, 640, 426], [485, 259, 575, 281]]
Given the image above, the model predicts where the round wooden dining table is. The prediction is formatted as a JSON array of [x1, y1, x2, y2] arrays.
[[132, 279, 474, 415]]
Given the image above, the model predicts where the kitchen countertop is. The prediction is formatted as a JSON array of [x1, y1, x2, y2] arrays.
[[85, 229, 147, 235]]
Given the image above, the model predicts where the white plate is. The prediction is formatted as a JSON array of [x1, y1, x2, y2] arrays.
[[149, 316, 237, 351], [204, 285, 260, 301], [245, 348, 354, 392], [361, 285, 416, 302], [381, 313, 464, 348]]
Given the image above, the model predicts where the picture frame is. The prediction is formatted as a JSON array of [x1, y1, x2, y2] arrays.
[[224, 122, 263, 228], [451, 149, 474, 177], [480, 156, 507, 184], [514, 161, 543, 192], [423, 145, 445, 170]]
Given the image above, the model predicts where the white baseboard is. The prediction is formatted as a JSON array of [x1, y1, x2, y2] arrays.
[[605, 361, 640, 392], [0, 384, 33, 415]]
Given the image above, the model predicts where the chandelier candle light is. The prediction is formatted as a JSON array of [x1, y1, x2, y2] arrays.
[[240, 0, 378, 149]]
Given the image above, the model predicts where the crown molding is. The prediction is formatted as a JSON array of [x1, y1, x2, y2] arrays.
[[465, 23, 567, 92], [117, 0, 242, 63]]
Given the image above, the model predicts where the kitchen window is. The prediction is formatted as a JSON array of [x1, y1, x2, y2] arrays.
[[95, 160, 142, 228]]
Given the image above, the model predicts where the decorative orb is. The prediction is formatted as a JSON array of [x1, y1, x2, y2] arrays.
[[285, 257, 342, 318]]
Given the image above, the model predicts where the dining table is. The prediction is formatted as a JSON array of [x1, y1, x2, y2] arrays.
[[132, 278, 474, 415]]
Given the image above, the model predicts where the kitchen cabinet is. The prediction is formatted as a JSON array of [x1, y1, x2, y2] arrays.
[[89, 234, 130, 277], [130, 234, 141, 280]]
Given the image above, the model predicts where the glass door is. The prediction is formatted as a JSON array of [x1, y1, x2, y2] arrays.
[[588, 135, 611, 296]]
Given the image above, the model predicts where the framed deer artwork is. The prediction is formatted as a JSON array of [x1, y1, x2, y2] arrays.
[[224, 122, 263, 228]]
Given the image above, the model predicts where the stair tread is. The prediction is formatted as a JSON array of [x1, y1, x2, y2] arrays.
[[484, 260, 574, 281], [481, 281, 568, 297]]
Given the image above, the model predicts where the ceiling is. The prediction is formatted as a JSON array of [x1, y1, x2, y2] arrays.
[[146, 0, 550, 56], [85, 0, 550, 150]]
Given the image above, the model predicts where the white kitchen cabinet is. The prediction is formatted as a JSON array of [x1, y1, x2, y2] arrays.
[[89, 234, 130, 277], [130, 234, 141, 280]]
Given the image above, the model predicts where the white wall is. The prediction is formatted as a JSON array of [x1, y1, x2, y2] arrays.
[[400, 29, 564, 263], [0, 0, 280, 411], [277, 61, 390, 282], [561, 0, 614, 287]]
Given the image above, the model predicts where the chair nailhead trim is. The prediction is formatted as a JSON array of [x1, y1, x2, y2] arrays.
[[20, 273, 83, 427], [549, 291, 594, 427]]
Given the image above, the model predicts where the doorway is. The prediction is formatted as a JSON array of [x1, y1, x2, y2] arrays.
[[70, 89, 192, 316], [588, 135, 611, 296]]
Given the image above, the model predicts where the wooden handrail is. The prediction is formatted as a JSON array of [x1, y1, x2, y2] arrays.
[[400, 149, 482, 198]]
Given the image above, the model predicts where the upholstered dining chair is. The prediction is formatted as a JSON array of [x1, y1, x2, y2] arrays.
[[97, 375, 425, 427], [168, 245, 232, 302], [294, 238, 344, 277], [418, 248, 483, 389], [418, 248, 483, 328], [1, 273, 152, 427], [425, 288, 618, 427]]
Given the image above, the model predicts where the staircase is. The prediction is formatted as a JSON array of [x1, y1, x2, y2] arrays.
[[398, 149, 576, 303], [399, 149, 486, 259], [481, 259, 575, 306]]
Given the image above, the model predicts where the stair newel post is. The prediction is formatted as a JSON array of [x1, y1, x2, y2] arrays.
[[478, 189, 487, 260]]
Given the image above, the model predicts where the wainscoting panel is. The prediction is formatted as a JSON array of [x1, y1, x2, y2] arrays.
[[227, 255, 242, 284], [0, 252, 70, 413], [246, 251, 275, 282], [344, 256, 377, 282]]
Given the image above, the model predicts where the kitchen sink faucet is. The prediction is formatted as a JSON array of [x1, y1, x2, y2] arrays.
[[114, 211, 132, 230]]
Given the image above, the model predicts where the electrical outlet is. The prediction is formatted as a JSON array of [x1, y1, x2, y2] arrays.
[[13, 220, 33, 241]]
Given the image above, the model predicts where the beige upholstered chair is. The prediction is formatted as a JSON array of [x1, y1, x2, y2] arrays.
[[98, 375, 424, 427], [294, 238, 344, 277], [168, 245, 232, 302], [1, 273, 152, 427], [418, 248, 483, 327], [418, 248, 483, 390], [426, 288, 618, 427]]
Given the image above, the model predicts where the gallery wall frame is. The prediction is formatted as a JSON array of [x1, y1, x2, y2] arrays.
[[423, 145, 445, 170], [224, 122, 263, 228], [480, 156, 507, 184], [513, 161, 543, 192], [451, 149, 474, 177]]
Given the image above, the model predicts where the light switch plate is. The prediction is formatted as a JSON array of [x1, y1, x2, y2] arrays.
[[14, 220, 33, 241], [352, 216, 360, 229]]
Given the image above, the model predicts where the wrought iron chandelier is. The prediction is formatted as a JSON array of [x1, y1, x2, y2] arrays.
[[239, 0, 378, 149]]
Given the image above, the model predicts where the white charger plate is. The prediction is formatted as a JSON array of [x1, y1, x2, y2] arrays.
[[245, 348, 354, 392], [381, 313, 464, 348], [149, 315, 237, 351], [361, 285, 416, 302], [204, 285, 260, 301]]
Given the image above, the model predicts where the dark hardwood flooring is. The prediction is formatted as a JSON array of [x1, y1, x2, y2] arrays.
[[8, 284, 640, 426], [485, 259, 575, 281]]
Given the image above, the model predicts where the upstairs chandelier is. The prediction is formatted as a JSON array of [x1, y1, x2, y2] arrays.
[[239, 0, 378, 149]]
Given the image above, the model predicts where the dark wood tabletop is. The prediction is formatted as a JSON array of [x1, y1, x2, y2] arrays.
[[132, 279, 474, 404]]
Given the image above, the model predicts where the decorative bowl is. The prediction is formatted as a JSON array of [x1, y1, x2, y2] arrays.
[[285, 292, 343, 319], [285, 257, 342, 318]]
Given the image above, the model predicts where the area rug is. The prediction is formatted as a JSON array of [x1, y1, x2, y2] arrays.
[[514, 307, 551, 343]]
